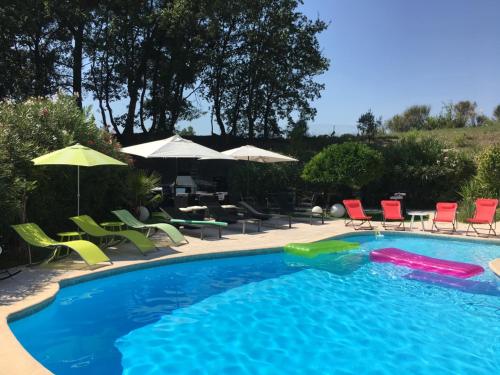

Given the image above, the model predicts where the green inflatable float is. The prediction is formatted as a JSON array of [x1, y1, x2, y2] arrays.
[[284, 240, 360, 258]]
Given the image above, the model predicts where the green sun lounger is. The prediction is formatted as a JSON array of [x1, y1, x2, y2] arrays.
[[112, 209, 187, 246], [70, 215, 156, 255], [153, 209, 228, 240], [11, 223, 111, 267]]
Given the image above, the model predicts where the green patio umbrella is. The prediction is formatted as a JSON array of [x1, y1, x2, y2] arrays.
[[32, 143, 127, 215]]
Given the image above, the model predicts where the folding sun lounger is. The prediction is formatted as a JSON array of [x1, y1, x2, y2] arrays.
[[199, 196, 242, 224], [465, 198, 498, 236], [381, 200, 405, 230], [156, 208, 228, 240], [239, 200, 273, 220], [70, 215, 156, 255], [158, 205, 205, 222], [12, 223, 111, 267], [111, 209, 188, 245], [432, 202, 458, 232], [343, 199, 373, 230]]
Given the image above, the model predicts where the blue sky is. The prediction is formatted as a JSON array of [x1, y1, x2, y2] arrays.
[[86, 0, 500, 135], [296, 0, 500, 134]]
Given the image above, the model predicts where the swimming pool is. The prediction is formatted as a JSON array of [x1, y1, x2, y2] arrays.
[[9, 233, 500, 374]]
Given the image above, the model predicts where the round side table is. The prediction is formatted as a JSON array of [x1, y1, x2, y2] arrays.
[[100, 221, 124, 231], [407, 210, 432, 231]]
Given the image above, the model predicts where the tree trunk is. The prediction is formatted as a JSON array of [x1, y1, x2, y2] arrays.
[[214, 98, 226, 136], [123, 85, 138, 137], [72, 24, 84, 108]]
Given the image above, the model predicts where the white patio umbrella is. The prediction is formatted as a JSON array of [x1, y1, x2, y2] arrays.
[[120, 134, 233, 192], [221, 145, 298, 163], [120, 134, 233, 160], [221, 145, 298, 195]]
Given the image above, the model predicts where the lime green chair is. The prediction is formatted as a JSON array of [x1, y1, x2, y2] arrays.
[[112, 209, 187, 246], [11, 223, 111, 267], [70, 215, 156, 255]]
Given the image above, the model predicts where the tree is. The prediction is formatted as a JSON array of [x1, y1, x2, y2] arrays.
[[0, 0, 70, 99], [202, 0, 329, 138], [287, 118, 309, 139], [357, 110, 381, 141], [386, 105, 431, 132], [51, 1, 100, 108], [493, 104, 500, 122], [453, 100, 477, 127], [0, 0, 329, 140], [178, 126, 196, 136], [301, 142, 384, 191]]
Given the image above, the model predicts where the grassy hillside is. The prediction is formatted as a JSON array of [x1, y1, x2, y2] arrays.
[[388, 122, 500, 155]]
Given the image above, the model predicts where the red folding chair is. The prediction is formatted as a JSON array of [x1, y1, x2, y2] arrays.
[[343, 200, 373, 230], [466, 198, 498, 236], [432, 202, 458, 233], [381, 200, 405, 230]]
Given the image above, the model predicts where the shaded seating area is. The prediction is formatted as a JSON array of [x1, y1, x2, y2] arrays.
[[111, 209, 188, 245], [381, 200, 405, 230], [466, 198, 498, 236], [70, 215, 157, 255], [343, 199, 373, 230], [199, 195, 262, 233], [432, 202, 458, 232], [12, 223, 112, 267]]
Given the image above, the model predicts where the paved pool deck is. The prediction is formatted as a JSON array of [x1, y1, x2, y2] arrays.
[[1, 217, 499, 374]]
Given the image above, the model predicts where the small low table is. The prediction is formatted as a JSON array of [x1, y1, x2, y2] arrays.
[[57, 231, 84, 241], [100, 221, 124, 231], [407, 210, 433, 231], [241, 218, 262, 234]]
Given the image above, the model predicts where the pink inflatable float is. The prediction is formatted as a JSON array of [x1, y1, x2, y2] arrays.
[[370, 248, 484, 279]]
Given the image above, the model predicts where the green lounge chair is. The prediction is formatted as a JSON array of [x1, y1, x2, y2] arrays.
[[11, 223, 111, 267], [154, 208, 228, 240], [111, 209, 188, 246], [70, 215, 156, 255]]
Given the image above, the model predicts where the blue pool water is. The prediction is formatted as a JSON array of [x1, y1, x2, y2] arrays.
[[9, 233, 500, 374]]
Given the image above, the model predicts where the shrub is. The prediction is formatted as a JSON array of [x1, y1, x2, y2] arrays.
[[228, 162, 302, 202], [456, 145, 500, 221], [367, 136, 475, 207], [0, 95, 149, 263], [476, 144, 500, 193], [301, 142, 384, 194], [457, 178, 497, 222]]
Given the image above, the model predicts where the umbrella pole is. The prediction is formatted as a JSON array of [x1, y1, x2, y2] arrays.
[[246, 156, 250, 198], [174, 158, 178, 196], [77, 165, 80, 216]]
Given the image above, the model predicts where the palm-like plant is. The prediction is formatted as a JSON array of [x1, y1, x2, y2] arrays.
[[125, 169, 162, 209]]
